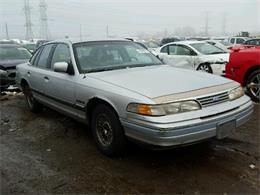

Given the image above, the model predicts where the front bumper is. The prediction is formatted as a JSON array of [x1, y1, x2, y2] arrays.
[[121, 100, 253, 147]]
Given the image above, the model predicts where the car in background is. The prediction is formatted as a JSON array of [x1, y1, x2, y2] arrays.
[[157, 41, 229, 76], [160, 37, 181, 46], [206, 40, 229, 52], [228, 37, 248, 45], [243, 38, 260, 46], [22, 43, 37, 53], [0, 44, 32, 91], [226, 45, 260, 102], [16, 39, 253, 156], [35, 40, 50, 49]]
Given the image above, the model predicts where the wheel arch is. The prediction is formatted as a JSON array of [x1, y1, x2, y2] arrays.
[[243, 65, 260, 86], [86, 97, 120, 123], [20, 78, 30, 90]]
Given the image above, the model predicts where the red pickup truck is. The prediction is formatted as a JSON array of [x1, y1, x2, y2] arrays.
[[226, 45, 260, 102]]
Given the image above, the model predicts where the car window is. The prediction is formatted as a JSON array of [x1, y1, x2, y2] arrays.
[[230, 38, 235, 44], [237, 38, 245, 44], [168, 45, 177, 55], [51, 44, 71, 68], [30, 48, 42, 66], [176, 45, 192, 55], [160, 46, 168, 53], [36, 44, 54, 69]]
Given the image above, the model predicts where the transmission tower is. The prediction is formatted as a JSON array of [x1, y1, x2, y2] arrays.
[[222, 13, 227, 36], [39, 0, 50, 39], [23, 0, 34, 40]]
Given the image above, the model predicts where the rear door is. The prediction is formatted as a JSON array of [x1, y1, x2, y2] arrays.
[[164, 44, 196, 69], [27, 44, 54, 95]]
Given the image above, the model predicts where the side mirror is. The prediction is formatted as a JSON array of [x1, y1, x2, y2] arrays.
[[53, 62, 68, 73]]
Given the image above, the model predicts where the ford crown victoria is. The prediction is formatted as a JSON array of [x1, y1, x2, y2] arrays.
[[16, 39, 253, 156]]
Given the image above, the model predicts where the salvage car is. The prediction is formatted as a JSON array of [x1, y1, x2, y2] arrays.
[[157, 41, 229, 76], [0, 44, 32, 91], [226, 45, 260, 102], [243, 38, 260, 46], [16, 39, 253, 156]]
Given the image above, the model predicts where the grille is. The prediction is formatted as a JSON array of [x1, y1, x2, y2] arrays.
[[197, 91, 230, 107]]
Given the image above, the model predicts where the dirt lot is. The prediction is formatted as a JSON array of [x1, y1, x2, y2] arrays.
[[0, 92, 259, 194]]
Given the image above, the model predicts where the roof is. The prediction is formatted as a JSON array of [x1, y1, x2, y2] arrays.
[[0, 44, 21, 48], [162, 40, 206, 47], [47, 38, 130, 45]]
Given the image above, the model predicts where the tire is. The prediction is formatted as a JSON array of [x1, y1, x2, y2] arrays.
[[23, 84, 42, 113], [246, 69, 260, 102], [197, 63, 213, 74], [91, 104, 127, 157]]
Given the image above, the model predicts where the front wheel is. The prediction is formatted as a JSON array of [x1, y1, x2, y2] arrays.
[[246, 69, 260, 102], [197, 63, 213, 74], [23, 84, 42, 113], [91, 104, 127, 157]]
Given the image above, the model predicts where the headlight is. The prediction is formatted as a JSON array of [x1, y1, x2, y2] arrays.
[[229, 87, 244, 101], [127, 100, 201, 116], [0, 69, 7, 76]]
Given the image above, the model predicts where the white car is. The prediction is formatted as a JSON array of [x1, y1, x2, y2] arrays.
[[157, 41, 229, 76], [206, 40, 229, 52]]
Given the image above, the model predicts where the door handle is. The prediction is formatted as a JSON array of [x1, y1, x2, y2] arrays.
[[44, 76, 49, 81], [27, 71, 31, 76]]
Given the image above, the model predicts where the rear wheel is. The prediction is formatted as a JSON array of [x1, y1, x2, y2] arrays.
[[23, 84, 42, 112], [246, 69, 260, 102], [197, 63, 213, 74], [91, 104, 127, 157]]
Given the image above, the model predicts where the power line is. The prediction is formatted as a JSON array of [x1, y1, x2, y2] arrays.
[[39, 0, 50, 39], [23, 0, 34, 40]]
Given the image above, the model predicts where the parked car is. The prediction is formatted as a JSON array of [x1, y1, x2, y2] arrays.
[[228, 37, 248, 45], [226, 45, 260, 102], [243, 38, 260, 46], [16, 39, 253, 156], [157, 41, 229, 76], [206, 40, 229, 52], [0, 44, 32, 91], [160, 37, 181, 46], [22, 43, 37, 53]]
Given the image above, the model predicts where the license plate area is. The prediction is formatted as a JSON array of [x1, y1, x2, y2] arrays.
[[217, 120, 236, 139]]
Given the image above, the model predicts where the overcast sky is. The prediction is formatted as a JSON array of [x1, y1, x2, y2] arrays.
[[0, 0, 259, 39]]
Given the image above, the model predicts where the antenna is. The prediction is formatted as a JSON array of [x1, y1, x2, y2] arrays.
[[39, 0, 50, 39], [23, 0, 34, 40]]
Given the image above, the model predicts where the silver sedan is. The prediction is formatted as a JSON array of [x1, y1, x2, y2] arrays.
[[16, 39, 253, 156]]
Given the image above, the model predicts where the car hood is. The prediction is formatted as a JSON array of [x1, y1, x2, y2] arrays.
[[199, 53, 230, 63], [88, 65, 232, 99], [0, 59, 29, 69]]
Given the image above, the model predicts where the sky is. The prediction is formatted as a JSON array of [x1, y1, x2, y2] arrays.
[[0, 0, 259, 40]]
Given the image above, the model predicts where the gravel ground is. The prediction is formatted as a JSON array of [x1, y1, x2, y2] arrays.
[[0, 92, 259, 194]]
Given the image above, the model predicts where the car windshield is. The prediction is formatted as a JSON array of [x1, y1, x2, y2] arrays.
[[190, 42, 227, 55], [0, 46, 32, 60], [73, 41, 163, 73]]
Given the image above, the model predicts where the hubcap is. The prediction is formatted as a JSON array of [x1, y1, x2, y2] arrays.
[[198, 65, 210, 72], [96, 114, 113, 147], [247, 74, 260, 99]]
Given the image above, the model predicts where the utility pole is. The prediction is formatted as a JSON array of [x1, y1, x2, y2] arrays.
[[39, 0, 50, 40], [80, 24, 82, 41], [204, 12, 209, 37], [23, 0, 34, 40], [106, 25, 109, 38], [222, 13, 227, 36], [5, 23, 9, 39]]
